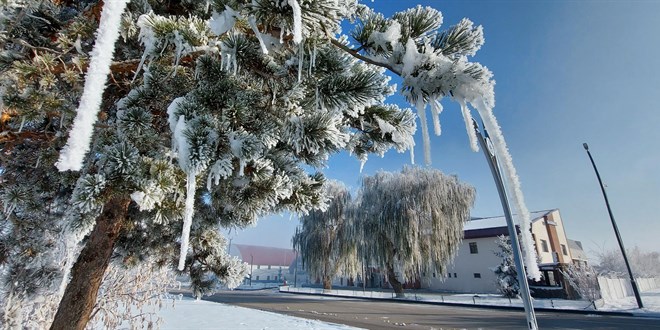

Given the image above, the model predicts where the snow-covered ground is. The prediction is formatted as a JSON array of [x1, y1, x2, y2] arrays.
[[154, 288, 660, 329], [158, 297, 360, 329]]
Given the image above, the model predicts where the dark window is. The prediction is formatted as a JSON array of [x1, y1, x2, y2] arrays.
[[432, 273, 436, 278], [447, 273, 451, 278], [540, 239, 549, 253], [474, 273, 481, 279], [256, 276, 260, 280], [267, 276, 270, 281], [454, 273, 457, 278], [561, 244, 568, 256], [469, 242, 478, 254]]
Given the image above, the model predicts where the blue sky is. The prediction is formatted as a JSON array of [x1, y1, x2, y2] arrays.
[[230, 0, 660, 259]]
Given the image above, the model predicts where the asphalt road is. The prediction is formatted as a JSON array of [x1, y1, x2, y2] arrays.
[[199, 290, 660, 330]]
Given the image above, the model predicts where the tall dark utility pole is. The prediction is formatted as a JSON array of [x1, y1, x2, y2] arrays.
[[583, 143, 643, 309]]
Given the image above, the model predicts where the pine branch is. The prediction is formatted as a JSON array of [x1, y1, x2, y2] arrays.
[[330, 38, 401, 75]]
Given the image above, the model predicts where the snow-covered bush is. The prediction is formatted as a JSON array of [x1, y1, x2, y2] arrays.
[[559, 263, 601, 302]]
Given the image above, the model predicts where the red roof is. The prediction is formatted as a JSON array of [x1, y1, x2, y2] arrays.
[[232, 244, 297, 267]]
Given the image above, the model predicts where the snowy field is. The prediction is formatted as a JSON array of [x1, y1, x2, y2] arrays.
[[157, 297, 361, 330]]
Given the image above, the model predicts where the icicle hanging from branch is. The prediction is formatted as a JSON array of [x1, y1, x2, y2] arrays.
[[430, 98, 443, 136], [178, 171, 197, 271], [288, 0, 303, 44], [415, 99, 432, 165], [56, 0, 130, 171], [458, 99, 479, 152]]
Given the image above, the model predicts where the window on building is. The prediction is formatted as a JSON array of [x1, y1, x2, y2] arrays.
[[432, 273, 436, 278], [469, 242, 478, 254], [561, 244, 568, 256], [454, 273, 457, 278], [256, 276, 260, 280], [267, 276, 270, 281], [474, 273, 481, 279], [447, 273, 451, 278], [540, 239, 549, 252], [268, 265, 271, 269], [257, 265, 260, 269]]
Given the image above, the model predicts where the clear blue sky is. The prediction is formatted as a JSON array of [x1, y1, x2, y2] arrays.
[[230, 0, 660, 260]]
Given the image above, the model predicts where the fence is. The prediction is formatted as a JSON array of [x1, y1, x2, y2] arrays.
[[597, 277, 660, 302], [279, 286, 597, 310]]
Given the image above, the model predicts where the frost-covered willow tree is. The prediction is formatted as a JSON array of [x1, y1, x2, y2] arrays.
[[0, 1, 417, 328], [292, 180, 359, 290], [492, 235, 519, 298], [356, 167, 474, 297]]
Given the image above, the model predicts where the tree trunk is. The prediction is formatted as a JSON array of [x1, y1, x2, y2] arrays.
[[50, 196, 131, 330], [322, 276, 332, 291], [387, 264, 405, 298]]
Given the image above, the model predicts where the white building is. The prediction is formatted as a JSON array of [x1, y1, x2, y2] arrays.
[[422, 209, 580, 298], [228, 244, 297, 285]]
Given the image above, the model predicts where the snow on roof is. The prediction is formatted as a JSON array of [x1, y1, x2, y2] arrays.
[[568, 239, 588, 261], [231, 244, 297, 267], [465, 209, 555, 231]]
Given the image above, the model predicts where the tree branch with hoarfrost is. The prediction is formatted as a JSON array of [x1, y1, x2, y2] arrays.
[[334, 3, 541, 280], [56, 0, 130, 171]]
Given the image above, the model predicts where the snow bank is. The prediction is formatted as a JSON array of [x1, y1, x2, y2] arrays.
[[158, 297, 360, 329]]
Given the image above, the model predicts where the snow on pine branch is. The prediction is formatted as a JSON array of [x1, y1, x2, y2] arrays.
[[56, 0, 130, 171]]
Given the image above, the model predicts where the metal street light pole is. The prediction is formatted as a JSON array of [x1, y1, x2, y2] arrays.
[[582, 143, 643, 309], [474, 121, 538, 330]]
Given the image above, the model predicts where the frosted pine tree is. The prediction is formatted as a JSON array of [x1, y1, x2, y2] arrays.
[[0, 1, 416, 328], [492, 235, 520, 298], [292, 180, 359, 291], [356, 167, 475, 297], [0, 1, 538, 328]]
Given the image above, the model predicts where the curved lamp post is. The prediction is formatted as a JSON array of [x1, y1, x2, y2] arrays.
[[474, 121, 538, 330]]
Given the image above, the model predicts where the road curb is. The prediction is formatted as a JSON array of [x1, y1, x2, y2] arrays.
[[278, 289, 658, 319]]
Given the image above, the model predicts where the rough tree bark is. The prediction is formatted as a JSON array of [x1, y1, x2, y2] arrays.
[[387, 264, 405, 298], [50, 196, 131, 330], [322, 275, 332, 291]]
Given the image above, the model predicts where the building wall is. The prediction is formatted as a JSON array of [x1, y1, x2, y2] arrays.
[[546, 210, 573, 263], [531, 218, 554, 264], [423, 236, 501, 293], [249, 264, 289, 283]]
